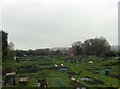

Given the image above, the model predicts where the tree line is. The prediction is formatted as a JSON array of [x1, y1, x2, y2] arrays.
[[1, 30, 120, 60], [72, 37, 111, 56]]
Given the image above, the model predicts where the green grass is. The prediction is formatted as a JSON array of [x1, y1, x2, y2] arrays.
[[2, 55, 120, 88]]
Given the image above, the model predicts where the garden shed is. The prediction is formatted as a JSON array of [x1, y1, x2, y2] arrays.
[[19, 77, 28, 82]]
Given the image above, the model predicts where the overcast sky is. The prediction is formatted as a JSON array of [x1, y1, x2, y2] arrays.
[[1, 0, 119, 50]]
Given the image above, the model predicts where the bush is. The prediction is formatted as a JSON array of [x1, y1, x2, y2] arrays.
[[118, 51, 120, 56], [102, 50, 117, 57]]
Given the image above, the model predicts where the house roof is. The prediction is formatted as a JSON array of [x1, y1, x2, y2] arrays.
[[6, 72, 16, 76]]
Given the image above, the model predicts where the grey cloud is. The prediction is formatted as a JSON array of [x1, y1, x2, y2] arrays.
[[2, 0, 118, 50]]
